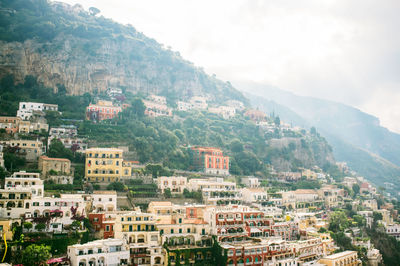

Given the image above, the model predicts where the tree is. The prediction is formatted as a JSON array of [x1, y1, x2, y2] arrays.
[[352, 184, 360, 195], [71, 220, 81, 230], [21, 244, 51, 266], [131, 98, 146, 117], [310, 127, 317, 135], [164, 188, 172, 198], [274, 116, 280, 126], [23, 222, 33, 231], [328, 211, 349, 233], [230, 139, 244, 153], [35, 223, 46, 231], [107, 182, 125, 192]]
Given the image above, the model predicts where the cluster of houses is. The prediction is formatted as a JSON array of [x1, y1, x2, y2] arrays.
[[0, 97, 397, 266]]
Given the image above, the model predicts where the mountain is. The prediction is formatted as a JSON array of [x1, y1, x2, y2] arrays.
[[236, 81, 400, 195], [0, 0, 246, 104]]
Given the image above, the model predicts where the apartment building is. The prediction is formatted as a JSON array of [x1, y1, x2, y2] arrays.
[[189, 96, 208, 110], [157, 176, 187, 194], [68, 239, 129, 266], [190, 147, 230, 175], [208, 106, 236, 119], [188, 177, 236, 191], [114, 211, 163, 265], [142, 99, 172, 117], [282, 189, 321, 210], [17, 102, 58, 120], [38, 155, 71, 176], [318, 250, 361, 266], [85, 148, 131, 183], [0, 116, 21, 134], [86, 100, 123, 121], [91, 191, 117, 212], [1, 139, 44, 162], [241, 188, 268, 205]]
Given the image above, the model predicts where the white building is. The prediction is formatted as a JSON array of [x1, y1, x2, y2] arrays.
[[208, 106, 236, 119], [241, 188, 268, 204], [241, 176, 260, 188], [17, 102, 58, 120], [187, 177, 236, 192], [385, 223, 400, 240], [157, 176, 187, 194], [68, 238, 129, 266], [0, 145, 4, 168], [190, 96, 208, 110], [91, 191, 118, 212], [48, 175, 74, 185], [226, 100, 245, 111], [177, 101, 192, 111]]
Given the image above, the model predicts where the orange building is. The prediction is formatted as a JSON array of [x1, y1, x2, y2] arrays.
[[190, 147, 229, 175], [88, 213, 115, 239], [0, 116, 21, 134], [86, 100, 123, 121], [244, 109, 267, 122]]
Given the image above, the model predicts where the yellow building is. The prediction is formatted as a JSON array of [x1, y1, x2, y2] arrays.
[[319, 251, 361, 266], [38, 156, 71, 176], [2, 139, 44, 162], [0, 219, 19, 240], [114, 211, 163, 265], [85, 148, 131, 183]]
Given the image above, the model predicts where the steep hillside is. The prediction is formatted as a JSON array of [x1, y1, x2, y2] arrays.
[[239, 82, 400, 195], [0, 0, 246, 104]]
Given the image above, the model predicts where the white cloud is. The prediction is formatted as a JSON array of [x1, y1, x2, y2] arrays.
[[58, 0, 400, 132]]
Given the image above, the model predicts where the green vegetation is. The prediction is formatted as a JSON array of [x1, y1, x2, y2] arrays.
[[21, 244, 51, 266]]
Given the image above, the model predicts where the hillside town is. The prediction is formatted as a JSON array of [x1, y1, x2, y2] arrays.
[[0, 92, 398, 266]]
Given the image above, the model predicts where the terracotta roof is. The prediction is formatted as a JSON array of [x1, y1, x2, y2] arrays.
[[40, 156, 70, 162]]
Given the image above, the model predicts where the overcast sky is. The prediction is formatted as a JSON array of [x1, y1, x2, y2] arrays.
[[59, 0, 400, 133]]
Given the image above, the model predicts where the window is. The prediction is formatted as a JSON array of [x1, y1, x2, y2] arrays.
[[187, 228, 191, 233], [106, 225, 110, 231], [44, 202, 51, 206], [179, 228, 182, 233], [171, 229, 174, 234], [98, 248, 102, 253]]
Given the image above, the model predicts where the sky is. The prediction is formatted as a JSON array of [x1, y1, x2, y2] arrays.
[[59, 0, 400, 133]]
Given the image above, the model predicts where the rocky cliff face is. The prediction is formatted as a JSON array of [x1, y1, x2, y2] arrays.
[[0, 0, 246, 104]]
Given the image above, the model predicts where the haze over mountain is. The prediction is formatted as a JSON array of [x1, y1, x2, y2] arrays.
[[236, 81, 400, 194]]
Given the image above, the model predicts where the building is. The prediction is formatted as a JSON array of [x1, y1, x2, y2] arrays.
[[0, 145, 4, 168], [190, 147, 229, 175], [86, 100, 123, 121], [18, 117, 49, 134], [157, 176, 187, 194], [48, 125, 87, 152], [188, 177, 236, 192], [244, 109, 267, 122], [142, 99, 172, 117], [0, 116, 21, 134], [241, 176, 260, 188], [38, 156, 71, 176], [85, 148, 132, 183], [241, 188, 268, 205], [282, 189, 321, 210], [17, 102, 58, 120], [226, 100, 245, 111], [177, 101, 192, 111], [208, 106, 236, 119], [1, 139, 44, 162], [48, 175, 73, 185], [114, 211, 163, 265], [318, 250, 361, 266], [148, 94, 167, 104], [88, 212, 117, 239], [91, 191, 118, 212], [67, 238, 129, 266], [189, 96, 208, 110], [385, 223, 400, 240]]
